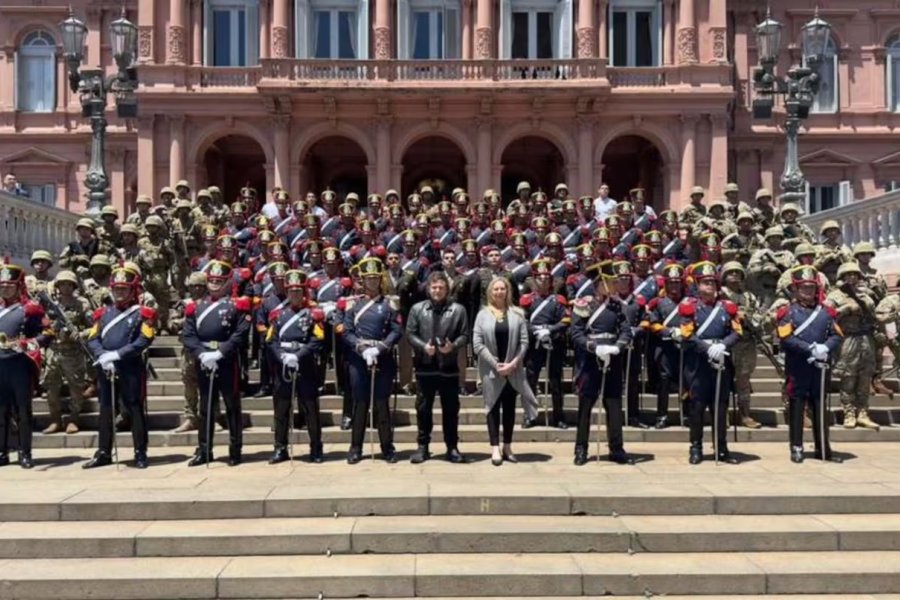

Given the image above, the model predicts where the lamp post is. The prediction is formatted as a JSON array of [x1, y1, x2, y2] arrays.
[[751, 8, 832, 206], [60, 7, 139, 219]]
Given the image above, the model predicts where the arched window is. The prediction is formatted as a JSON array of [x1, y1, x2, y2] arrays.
[[888, 35, 900, 112], [16, 30, 56, 113], [807, 37, 838, 114]]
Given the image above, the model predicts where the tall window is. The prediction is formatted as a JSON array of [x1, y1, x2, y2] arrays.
[[22, 183, 56, 206], [806, 180, 851, 214], [298, 0, 369, 59], [205, 0, 259, 66], [397, 0, 459, 59], [16, 30, 56, 113], [887, 35, 900, 112], [500, 0, 572, 59], [806, 37, 838, 113], [608, 0, 661, 67]]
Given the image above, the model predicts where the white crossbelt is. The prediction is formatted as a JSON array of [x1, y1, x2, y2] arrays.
[[695, 304, 722, 338], [279, 309, 306, 339], [793, 305, 822, 337], [196, 299, 225, 330], [587, 301, 608, 329], [101, 305, 140, 341]]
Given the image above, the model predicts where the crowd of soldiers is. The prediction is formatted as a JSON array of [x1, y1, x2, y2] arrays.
[[0, 177, 895, 469]]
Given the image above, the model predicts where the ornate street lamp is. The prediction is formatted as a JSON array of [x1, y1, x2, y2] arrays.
[[752, 7, 832, 206], [60, 6, 139, 219]]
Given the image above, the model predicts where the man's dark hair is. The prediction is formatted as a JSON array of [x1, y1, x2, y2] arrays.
[[427, 271, 450, 288]]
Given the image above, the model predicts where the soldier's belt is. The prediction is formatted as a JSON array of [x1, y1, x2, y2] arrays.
[[699, 338, 724, 344], [201, 341, 221, 350], [279, 342, 307, 350], [587, 333, 617, 341], [357, 339, 381, 348]]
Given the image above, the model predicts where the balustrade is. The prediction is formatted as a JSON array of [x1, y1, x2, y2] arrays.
[[803, 189, 900, 250], [0, 191, 82, 263]]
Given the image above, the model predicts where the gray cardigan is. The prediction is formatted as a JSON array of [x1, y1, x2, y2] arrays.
[[472, 306, 539, 417]]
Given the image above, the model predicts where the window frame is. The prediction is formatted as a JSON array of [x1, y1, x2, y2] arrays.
[[887, 35, 900, 112], [500, 0, 572, 60], [803, 37, 838, 114], [21, 183, 56, 206], [608, 0, 661, 67], [805, 180, 850, 215], [15, 30, 57, 113], [397, 0, 460, 60], [298, 0, 369, 59], [204, 0, 260, 66]]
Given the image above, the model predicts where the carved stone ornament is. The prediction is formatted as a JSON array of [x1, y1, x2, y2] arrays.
[[676, 27, 697, 64], [138, 26, 153, 59], [374, 27, 391, 60], [475, 27, 492, 59], [167, 25, 185, 63], [576, 27, 595, 59], [272, 26, 289, 58], [710, 27, 726, 61]]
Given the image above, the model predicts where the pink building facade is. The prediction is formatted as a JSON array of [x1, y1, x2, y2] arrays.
[[0, 0, 898, 217]]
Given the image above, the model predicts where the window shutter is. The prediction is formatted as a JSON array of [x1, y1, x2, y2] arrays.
[[500, 0, 511, 58], [444, 6, 460, 59], [248, 4, 260, 64], [357, 0, 369, 59], [555, 0, 572, 59], [204, 1, 213, 65], [839, 180, 852, 206], [397, 0, 410, 59], [296, 0, 310, 58]]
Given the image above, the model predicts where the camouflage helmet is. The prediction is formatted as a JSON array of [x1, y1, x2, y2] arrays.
[[76, 218, 96, 231], [30, 250, 53, 265], [554, 182, 568, 194], [54, 270, 79, 286], [820, 220, 841, 235], [736, 211, 754, 224], [175, 179, 190, 191], [795, 243, 817, 257], [196, 189, 212, 201], [708, 200, 727, 214], [175, 199, 192, 211], [853, 241, 876, 257], [516, 181, 531, 193], [836, 261, 863, 280], [120, 223, 140, 236], [187, 271, 208, 287], [721, 261, 746, 279], [207, 186, 222, 196], [755, 188, 773, 201], [90, 254, 113, 269], [158, 187, 175, 198], [101, 205, 119, 218], [145, 215, 165, 229], [779, 203, 800, 216], [690, 186, 705, 197], [724, 182, 739, 194], [136, 194, 153, 205], [764, 226, 784, 239]]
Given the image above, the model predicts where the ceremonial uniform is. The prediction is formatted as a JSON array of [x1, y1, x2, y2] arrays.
[[647, 291, 683, 427]]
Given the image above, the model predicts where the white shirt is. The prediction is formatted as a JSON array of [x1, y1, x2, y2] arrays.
[[594, 196, 618, 220], [261, 201, 280, 219]]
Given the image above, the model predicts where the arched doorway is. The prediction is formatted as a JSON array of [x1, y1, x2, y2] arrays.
[[400, 136, 467, 200], [601, 135, 664, 208], [500, 136, 565, 204], [303, 136, 368, 201], [203, 134, 266, 202]]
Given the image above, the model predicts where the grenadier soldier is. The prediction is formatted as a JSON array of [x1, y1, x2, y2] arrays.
[[25, 250, 55, 298], [826, 261, 880, 431], [0, 263, 49, 468], [335, 203, 361, 251], [719, 261, 763, 429], [566, 244, 598, 301], [59, 218, 113, 279], [853, 242, 893, 397], [646, 263, 687, 429], [520, 258, 570, 430], [679, 186, 707, 226], [612, 260, 650, 429], [777, 265, 844, 463], [678, 261, 742, 464], [171, 272, 211, 433], [570, 261, 634, 465], [815, 220, 853, 285], [183, 260, 253, 466], [267, 269, 326, 463], [252, 262, 290, 399], [335, 265, 364, 429], [83, 265, 156, 469], [98, 205, 122, 247], [343, 257, 403, 464], [41, 270, 93, 435], [774, 243, 829, 305]]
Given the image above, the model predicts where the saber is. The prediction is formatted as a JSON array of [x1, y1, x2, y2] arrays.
[[289, 368, 297, 468], [817, 361, 827, 461], [712, 359, 724, 466], [543, 339, 551, 427], [110, 370, 119, 470], [596, 356, 608, 463], [624, 345, 633, 425], [678, 343, 685, 426], [205, 365, 217, 469], [331, 322, 340, 395], [369, 363, 377, 460], [732, 390, 738, 443]]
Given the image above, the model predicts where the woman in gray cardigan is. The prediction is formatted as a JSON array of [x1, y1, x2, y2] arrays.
[[472, 276, 539, 465]]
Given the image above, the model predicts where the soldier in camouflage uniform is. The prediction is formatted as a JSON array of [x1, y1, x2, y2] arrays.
[[814, 220, 853, 285], [826, 262, 880, 431], [25, 250, 55, 298], [719, 262, 762, 429], [171, 272, 210, 432], [169, 200, 195, 298], [721, 211, 765, 268], [693, 201, 736, 240], [777, 203, 816, 250], [118, 224, 143, 262], [83, 255, 115, 309], [126, 195, 153, 235], [748, 226, 795, 309], [751, 188, 775, 233], [41, 271, 93, 434], [723, 182, 752, 221], [191, 189, 220, 228], [138, 215, 175, 332], [854, 241, 893, 397], [678, 186, 707, 227], [98, 206, 121, 248]]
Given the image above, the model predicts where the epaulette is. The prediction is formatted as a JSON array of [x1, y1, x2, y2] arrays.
[[140, 306, 157, 321], [572, 297, 592, 318]]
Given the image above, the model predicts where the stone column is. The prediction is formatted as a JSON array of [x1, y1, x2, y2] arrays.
[[462, 0, 473, 60], [137, 115, 156, 198], [707, 0, 726, 63], [598, 0, 608, 60], [577, 0, 596, 58], [374, 0, 391, 60], [168, 114, 185, 185], [475, 0, 493, 59], [273, 114, 290, 189], [663, 0, 674, 65], [167, 0, 186, 64], [191, 0, 203, 65], [708, 114, 727, 199], [376, 118, 392, 192], [55, 50, 68, 112], [109, 148, 126, 216], [260, 0, 271, 60], [577, 115, 595, 195], [676, 0, 696, 64], [679, 114, 698, 206], [476, 117, 493, 195], [138, 0, 155, 64], [272, 0, 289, 58], [87, 8, 102, 67], [0, 46, 13, 109]]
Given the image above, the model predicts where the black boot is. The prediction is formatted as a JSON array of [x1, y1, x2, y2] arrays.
[[717, 444, 739, 465], [522, 417, 538, 429], [83, 450, 112, 469], [382, 446, 398, 463], [820, 448, 843, 463], [18, 453, 34, 469], [308, 444, 324, 464], [134, 450, 149, 469], [573, 446, 588, 466], [187, 449, 212, 467], [790, 445, 804, 464], [655, 415, 669, 429], [0, 453, 9, 467], [340, 416, 352, 431], [555, 420, 569, 430], [347, 447, 362, 464], [268, 447, 290, 464], [228, 448, 242, 467], [410, 445, 430, 464], [627, 418, 649, 430], [689, 443, 703, 465], [609, 447, 635, 465], [445, 448, 466, 464]]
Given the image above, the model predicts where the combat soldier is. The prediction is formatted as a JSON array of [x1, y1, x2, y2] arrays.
[[59, 218, 113, 279], [118, 223, 143, 262], [138, 215, 175, 332], [748, 226, 794, 309], [751, 188, 775, 232], [191, 189, 220, 228], [678, 186, 707, 226], [853, 242, 893, 397], [25, 250, 55, 298], [723, 182, 752, 221], [814, 220, 853, 285], [777, 203, 816, 249], [826, 262, 880, 431], [693, 201, 736, 240], [170, 272, 211, 433], [719, 262, 762, 429], [721, 212, 764, 268], [126, 195, 154, 234], [41, 270, 93, 434], [98, 206, 121, 247], [777, 265, 844, 463]]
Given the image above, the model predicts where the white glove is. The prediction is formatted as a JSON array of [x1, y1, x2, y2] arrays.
[[199, 350, 223, 370], [811, 343, 829, 361], [101, 361, 117, 375], [707, 343, 727, 363], [606, 345, 620, 356], [97, 351, 120, 368], [321, 302, 336, 318], [535, 328, 551, 341], [670, 328, 683, 343], [363, 347, 379, 366], [281, 353, 299, 369], [594, 344, 608, 359]]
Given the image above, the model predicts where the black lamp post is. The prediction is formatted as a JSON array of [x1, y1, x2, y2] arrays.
[[60, 7, 139, 219], [752, 8, 832, 206]]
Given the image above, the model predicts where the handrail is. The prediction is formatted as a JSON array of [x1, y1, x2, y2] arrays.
[[802, 189, 900, 249], [0, 191, 82, 263]]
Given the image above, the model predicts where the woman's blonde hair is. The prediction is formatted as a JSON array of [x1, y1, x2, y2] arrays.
[[486, 276, 523, 316]]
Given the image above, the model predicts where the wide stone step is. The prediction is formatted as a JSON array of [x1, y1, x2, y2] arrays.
[[2, 551, 900, 598], [2, 514, 899, 559]]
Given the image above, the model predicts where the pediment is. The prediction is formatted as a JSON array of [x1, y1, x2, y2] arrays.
[[873, 149, 900, 168], [1, 147, 72, 166], [798, 148, 861, 167]]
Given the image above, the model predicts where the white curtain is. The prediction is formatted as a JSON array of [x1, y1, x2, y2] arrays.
[[810, 39, 837, 113], [445, 8, 459, 58], [411, 11, 421, 58], [345, 11, 358, 58], [397, 0, 410, 58], [16, 31, 55, 112], [889, 38, 900, 112], [311, 11, 322, 57]]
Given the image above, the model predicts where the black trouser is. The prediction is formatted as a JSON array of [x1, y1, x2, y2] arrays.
[[258, 334, 272, 390], [335, 329, 352, 419], [654, 340, 679, 418], [525, 339, 565, 423], [349, 355, 394, 452], [789, 395, 830, 453], [197, 358, 243, 458], [487, 383, 517, 446], [97, 364, 147, 455], [0, 355, 34, 455], [625, 338, 644, 421], [273, 370, 321, 452], [415, 374, 460, 449], [576, 394, 625, 452]]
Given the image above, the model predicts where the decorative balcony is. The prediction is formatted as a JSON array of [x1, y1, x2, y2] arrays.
[[0, 190, 82, 264]]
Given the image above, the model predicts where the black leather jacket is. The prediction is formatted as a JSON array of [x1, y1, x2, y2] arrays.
[[406, 299, 469, 376]]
